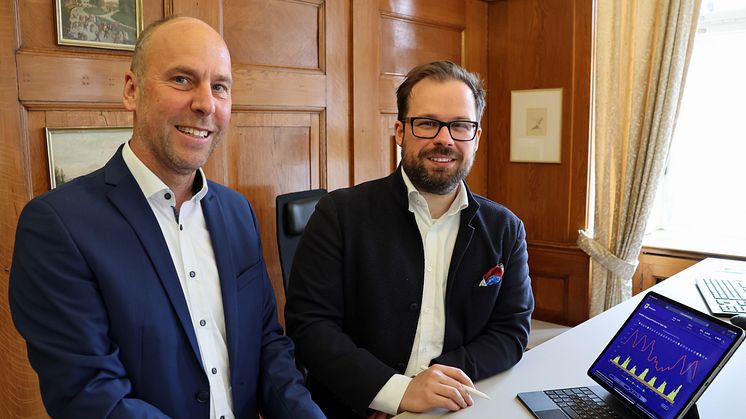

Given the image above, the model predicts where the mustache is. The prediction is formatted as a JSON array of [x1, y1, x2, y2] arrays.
[[419, 146, 462, 160]]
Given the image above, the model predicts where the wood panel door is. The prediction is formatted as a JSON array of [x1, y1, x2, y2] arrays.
[[352, 0, 489, 195]]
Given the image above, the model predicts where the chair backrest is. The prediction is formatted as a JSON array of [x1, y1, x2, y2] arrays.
[[275, 188, 327, 292]]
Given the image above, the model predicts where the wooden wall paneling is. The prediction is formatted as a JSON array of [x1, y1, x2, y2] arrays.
[[27, 111, 49, 197], [229, 68, 327, 108], [227, 112, 321, 323], [463, 0, 488, 196], [168, 0, 223, 31], [18, 53, 129, 105], [567, 0, 593, 241], [487, 0, 592, 324], [632, 251, 701, 295], [352, 0, 382, 184], [380, 0, 465, 27], [380, 113, 399, 169], [325, 0, 351, 190], [528, 243, 590, 325], [1, 2, 45, 418], [379, 16, 461, 76], [216, 0, 332, 320], [224, 0, 322, 70], [19, 0, 62, 51], [488, 0, 577, 242]]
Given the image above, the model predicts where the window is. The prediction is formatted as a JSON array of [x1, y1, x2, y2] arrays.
[[645, 0, 746, 256]]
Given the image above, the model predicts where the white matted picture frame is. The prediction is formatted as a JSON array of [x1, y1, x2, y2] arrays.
[[510, 88, 563, 163], [55, 0, 142, 51], [46, 127, 132, 189]]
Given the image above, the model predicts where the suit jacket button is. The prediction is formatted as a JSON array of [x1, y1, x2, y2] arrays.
[[396, 363, 406, 373], [196, 390, 210, 403], [409, 303, 419, 312]]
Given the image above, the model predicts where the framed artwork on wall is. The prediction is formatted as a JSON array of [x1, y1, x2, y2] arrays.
[[46, 127, 132, 189], [510, 88, 563, 163], [55, 0, 142, 51]]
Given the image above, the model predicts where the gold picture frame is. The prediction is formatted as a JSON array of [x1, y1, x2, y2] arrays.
[[55, 0, 142, 51], [46, 127, 132, 189]]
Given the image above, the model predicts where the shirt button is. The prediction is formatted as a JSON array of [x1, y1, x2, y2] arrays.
[[211, 367, 217, 374], [189, 271, 196, 278], [426, 266, 433, 272], [200, 319, 206, 327], [220, 416, 225, 419], [409, 303, 419, 312], [164, 192, 172, 200], [179, 224, 183, 231]]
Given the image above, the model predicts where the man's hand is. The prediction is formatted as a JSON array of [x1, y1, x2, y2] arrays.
[[398, 364, 474, 413]]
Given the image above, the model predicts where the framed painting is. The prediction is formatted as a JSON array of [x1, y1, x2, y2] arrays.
[[510, 88, 563, 163], [46, 127, 132, 188], [55, 0, 142, 51]]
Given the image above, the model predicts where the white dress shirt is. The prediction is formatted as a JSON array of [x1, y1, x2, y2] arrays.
[[369, 169, 469, 415], [122, 143, 234, 419]]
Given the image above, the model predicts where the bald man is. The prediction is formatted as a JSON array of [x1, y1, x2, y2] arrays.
[[9, 16, 323, 419]]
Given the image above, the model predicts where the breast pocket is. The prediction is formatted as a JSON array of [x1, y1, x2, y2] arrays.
[[237, 259, 264, 291]]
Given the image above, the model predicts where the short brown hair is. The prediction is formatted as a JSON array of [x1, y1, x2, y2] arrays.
[[396, 61, 486, 122]]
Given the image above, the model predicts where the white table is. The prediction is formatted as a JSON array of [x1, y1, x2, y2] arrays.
[[395, 258, 746, 418]]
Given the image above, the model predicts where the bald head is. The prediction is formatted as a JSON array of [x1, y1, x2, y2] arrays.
[[130, 16, 229, 82]]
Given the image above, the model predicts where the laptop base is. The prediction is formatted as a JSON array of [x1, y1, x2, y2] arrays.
[[518, 386, 700, 419]]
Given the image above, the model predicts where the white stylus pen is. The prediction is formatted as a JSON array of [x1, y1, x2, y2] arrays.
[[418, 365, 491, 400]]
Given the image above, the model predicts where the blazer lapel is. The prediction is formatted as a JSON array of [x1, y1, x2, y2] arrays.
[[104, 149, 203, 365], [445, 186, 480, 300], [201, 191, 239, 372]]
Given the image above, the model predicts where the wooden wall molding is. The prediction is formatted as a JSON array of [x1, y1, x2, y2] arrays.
[[380, 0, 466, 27], [528, 242, 590, 325], [231, 67, 327, 108], [17, 52, 129, 104]]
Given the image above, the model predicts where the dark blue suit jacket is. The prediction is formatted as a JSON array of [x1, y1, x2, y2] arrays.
[[285, 168, 535, 418], [9, 148, 323, 419]]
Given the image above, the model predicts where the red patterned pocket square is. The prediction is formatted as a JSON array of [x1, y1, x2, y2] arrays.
[[479, 263, 504, 287]]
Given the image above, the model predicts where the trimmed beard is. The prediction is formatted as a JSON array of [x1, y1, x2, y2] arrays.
[[400, 137, 473, 195]]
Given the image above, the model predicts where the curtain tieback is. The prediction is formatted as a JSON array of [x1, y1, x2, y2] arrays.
[[577, 229, 639, 279]]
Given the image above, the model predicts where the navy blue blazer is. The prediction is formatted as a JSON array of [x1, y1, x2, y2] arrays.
[[285, 168, 535, 417], [9, 148, 323, 419]]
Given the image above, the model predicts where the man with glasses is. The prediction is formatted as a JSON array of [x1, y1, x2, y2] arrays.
[[286, 61, 534, 418]]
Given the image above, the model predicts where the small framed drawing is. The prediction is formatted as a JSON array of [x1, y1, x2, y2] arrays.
[[510, 88, 563, 163], [46, 127, 132, 189], [55, 0, 142, 51]]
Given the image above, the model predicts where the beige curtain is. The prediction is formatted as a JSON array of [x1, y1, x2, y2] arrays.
[[578, 0, 701, 316]]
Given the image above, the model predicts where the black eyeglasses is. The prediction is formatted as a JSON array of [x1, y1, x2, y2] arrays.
[[402, 117, 479, 142]]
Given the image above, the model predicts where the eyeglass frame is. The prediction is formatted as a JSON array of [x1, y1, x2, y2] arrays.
[[400, 117, 480, 142]]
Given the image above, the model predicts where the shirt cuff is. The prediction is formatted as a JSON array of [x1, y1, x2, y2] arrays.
[[368, 374, 413, 416]]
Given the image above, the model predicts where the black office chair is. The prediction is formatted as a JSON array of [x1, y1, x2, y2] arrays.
[[275, 188, 327, 293]]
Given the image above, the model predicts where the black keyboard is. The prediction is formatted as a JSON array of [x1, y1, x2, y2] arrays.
[[696, 277, 746, 316], [544, 387, 621, 419]]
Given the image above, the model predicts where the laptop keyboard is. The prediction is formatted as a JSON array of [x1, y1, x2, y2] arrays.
[[698, 277, 746, 314], [544, 387, 621, 419]]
